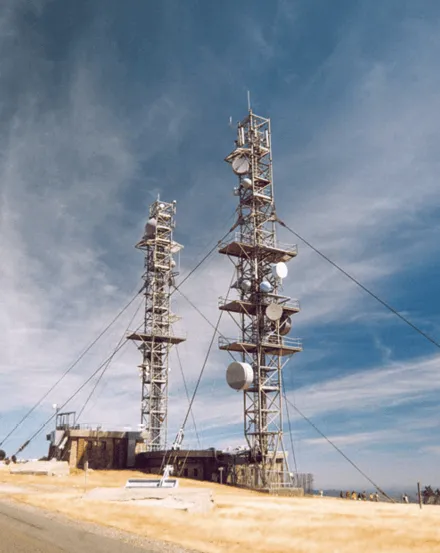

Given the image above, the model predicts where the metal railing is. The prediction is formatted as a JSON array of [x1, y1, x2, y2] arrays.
[[72, 423, 139, 432], [282, 298, 300, 310], [227, 232, 297, 254], [264, 336, 302, 349], [267, 471, 314, 493], [218, 296, 300, 310], [219, 335, 302, 349], [218, 336, 235, 348]]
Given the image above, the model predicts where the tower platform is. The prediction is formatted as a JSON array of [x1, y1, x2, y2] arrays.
[[218, 236, 297, 263], [127, 332, 185, 345], [218, 336, 302, 356], [219, 298, 300, 317]]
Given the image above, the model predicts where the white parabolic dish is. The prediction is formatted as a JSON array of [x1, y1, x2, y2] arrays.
[[226, 362, 253, 391], [232, 155, 250, 175], [266, 303, 283, 321], [271, 262, 288, 279]]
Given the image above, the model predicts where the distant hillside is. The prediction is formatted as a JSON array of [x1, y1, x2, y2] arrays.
[[317, 488, 429, 503]]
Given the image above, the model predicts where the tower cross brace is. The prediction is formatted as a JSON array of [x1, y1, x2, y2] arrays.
[[128, 199, 185, 451], [219, 109, 302, 484]]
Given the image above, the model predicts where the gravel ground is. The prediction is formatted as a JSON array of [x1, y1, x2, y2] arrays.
[[0, 497, 198, 553]]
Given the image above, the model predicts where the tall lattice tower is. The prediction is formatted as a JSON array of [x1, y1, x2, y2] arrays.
[[128, 199, 185, 451], [218, 107, 302, 485]]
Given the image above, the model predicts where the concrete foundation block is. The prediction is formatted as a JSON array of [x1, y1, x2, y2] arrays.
[[84, 486, 215, 513], [9, 460, 70, 477]]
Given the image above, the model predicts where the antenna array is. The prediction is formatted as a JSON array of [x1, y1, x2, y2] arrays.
[[219, 107, 302, 485], [128, 200, 185, 451]]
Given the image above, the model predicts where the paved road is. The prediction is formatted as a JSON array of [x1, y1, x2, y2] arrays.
[[0, 501, 161, 553]]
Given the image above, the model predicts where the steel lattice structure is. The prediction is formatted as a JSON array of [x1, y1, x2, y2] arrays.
[[128, 199, 185, 451], [218, 108, 302, 484]]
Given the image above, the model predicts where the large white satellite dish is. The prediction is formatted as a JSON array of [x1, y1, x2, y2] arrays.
[[226, 362, 253, 391], [232, 155, 250, 175], [271, 262, 288, 279], [266, 303, 283, 321]]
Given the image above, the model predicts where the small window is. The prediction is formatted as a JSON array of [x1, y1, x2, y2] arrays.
[[183, 468, 188, 477], [193, 468, 198, 478]]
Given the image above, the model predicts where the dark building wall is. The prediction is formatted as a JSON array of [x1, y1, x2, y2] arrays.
[[136, 449, 301, 489], [136, 450, 246, 484], [61, 437, 128, 469]]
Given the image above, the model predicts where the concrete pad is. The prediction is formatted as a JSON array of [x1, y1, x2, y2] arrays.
[[84, 486, 214, 513], [9, 460, 70, 477]]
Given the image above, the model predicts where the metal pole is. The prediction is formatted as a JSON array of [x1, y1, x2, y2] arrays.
[[84, 460, 88, 495], [52, 404, 59, 432], [417, 481, 422, 509]]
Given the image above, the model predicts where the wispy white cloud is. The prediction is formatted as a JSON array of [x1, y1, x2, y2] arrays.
[[303, 429, 393, 448], [268, 17, 440, 334], [422, 446, 440, 456], [0, 3, 190, 451], [291, 354, 440, 417]]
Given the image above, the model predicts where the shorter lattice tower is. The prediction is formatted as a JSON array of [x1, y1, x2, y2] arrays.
[[128, 199, 185, 451]]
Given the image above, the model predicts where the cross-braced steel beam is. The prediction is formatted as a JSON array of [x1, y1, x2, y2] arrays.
[[128, 199, 185, 451], [219, 108, 302, 486]]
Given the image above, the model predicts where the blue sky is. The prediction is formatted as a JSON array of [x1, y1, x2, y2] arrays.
[[1, 0, 440, 489]]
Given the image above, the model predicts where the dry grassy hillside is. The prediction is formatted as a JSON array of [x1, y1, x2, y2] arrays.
[[1, 468, 439, 553]]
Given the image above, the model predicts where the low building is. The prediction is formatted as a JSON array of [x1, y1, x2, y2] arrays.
[[136, 448, 230, 482], [46, 412, 145, 470], [135, 448, 312, 492]]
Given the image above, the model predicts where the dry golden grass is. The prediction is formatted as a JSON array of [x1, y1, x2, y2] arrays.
[[1, 469, 439, 553]]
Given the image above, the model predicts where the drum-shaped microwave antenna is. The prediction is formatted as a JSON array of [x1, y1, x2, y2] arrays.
[[145, 218, 157, 238], [260, 281, 273, 293], [232, 155, 250, 175], [242, 177, 252, 189], [226, 361, 253, 391], [271, 262, 288, 279], [266, 303, 283, 321], [240, 279, 252, 292]]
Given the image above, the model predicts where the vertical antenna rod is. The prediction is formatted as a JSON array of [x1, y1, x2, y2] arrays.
[[219, 106, 302, 487], [128, 200, 185, 451]]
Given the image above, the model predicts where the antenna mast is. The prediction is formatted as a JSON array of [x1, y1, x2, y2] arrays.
[[128, 199, 185, 451], [219, 106, 302, 486]]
